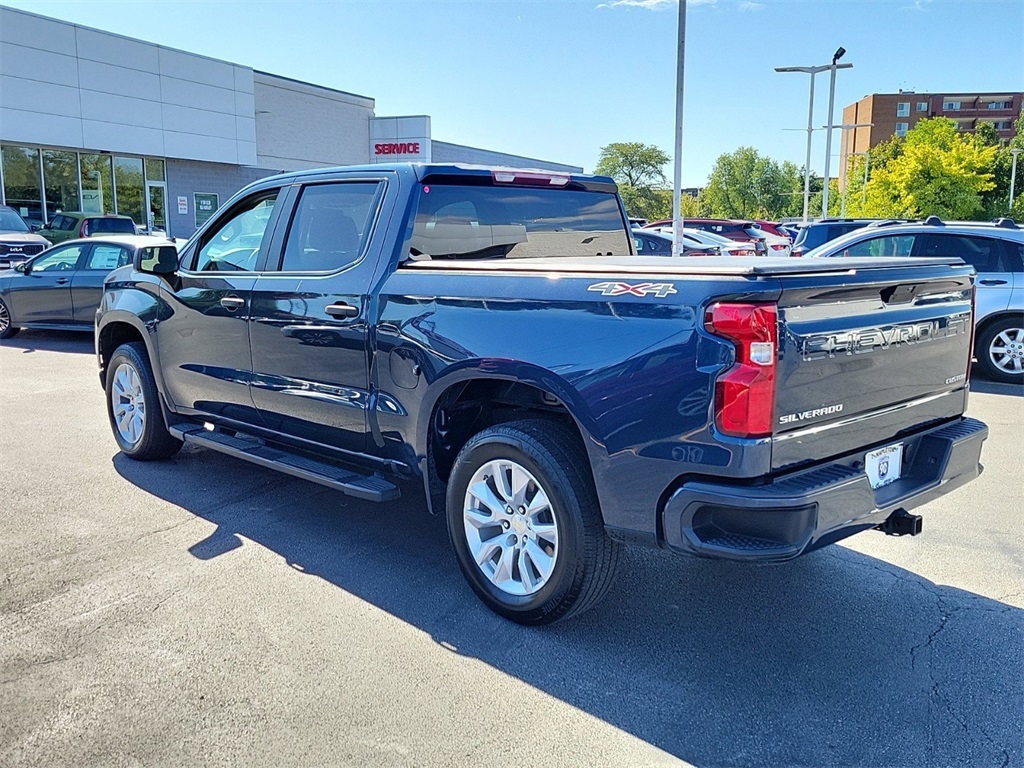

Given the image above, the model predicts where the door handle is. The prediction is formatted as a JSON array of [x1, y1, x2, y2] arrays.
[[979, 279, 1008, 286], [220, 296, 246, 310], [325, 302, 359, 318], [55, 277, 70, 285]]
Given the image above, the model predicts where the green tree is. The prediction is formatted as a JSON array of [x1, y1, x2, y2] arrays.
[[847, 118, 996, 220], [595, 142, 671, 220], [702, 147, 797, 219]]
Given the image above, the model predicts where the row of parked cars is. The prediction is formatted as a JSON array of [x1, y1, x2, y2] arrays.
[[0, 204, 175, 341], [1, 200, 1021, 386], [629, 215, 1023, 384]]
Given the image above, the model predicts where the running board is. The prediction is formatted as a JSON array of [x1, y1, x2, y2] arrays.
[[169, 425, 400, 503]]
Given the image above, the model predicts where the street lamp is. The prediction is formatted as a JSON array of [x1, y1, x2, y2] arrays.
[[775, 47, 853, 222], [1010, 148, 1022, 214], [821, 122, 872, 216], [671, 0, 687, 257]]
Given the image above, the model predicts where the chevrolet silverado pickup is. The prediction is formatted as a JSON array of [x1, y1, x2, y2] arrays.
[[96, 164, 988, 624]]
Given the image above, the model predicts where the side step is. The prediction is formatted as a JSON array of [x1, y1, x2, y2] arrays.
[[169, 425, 400, 503]]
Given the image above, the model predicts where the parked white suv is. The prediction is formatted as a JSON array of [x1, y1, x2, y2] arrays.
[[807, 217, 1024, 384]]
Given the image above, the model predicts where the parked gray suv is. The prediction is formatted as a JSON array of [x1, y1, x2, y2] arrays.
[[807, 217, 1024, 384]]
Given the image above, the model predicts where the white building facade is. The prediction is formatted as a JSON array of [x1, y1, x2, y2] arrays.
[[0, 6, 581, 238]]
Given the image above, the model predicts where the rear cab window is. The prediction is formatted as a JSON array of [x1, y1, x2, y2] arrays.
[[88, 217, 136, 235], [405, 184, 630, 261]]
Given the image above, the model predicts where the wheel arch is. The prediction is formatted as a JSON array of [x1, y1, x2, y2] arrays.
[[96, 313, 160, 394], [417, 365, 602, 518]]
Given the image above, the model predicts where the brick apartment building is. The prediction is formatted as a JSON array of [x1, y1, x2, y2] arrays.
[[842, 91, 1023, 159]]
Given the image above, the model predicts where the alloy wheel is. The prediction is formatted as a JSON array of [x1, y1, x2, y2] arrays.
[[463, 458, 560, 596], [989, 327, 1024, 375], [111, 362, 147, 446]]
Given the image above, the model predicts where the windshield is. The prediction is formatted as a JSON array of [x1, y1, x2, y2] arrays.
[[90, 217, 136, 234], [0, 209, 30, 233], [408, 184, 630, 260]]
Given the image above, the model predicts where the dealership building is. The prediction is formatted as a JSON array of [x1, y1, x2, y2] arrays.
[[0, 6, 582, 238]]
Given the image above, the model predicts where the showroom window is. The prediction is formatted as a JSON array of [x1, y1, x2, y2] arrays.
[[113, 156, 144, 227], [895, 122, 909, 137], [145, 158, 165, 182], [80, 153, 114, 214], [896, 102, 910, 117], [1, 145, 44, 227], [42, 149, 80, 223]]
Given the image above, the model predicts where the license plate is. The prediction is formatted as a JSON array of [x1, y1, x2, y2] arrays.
[[866, 443, 903, 489]]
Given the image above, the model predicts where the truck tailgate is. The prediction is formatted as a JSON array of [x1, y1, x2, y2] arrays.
[[772, 260, 974, 472]]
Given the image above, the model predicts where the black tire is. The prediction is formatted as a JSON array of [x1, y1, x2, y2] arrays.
[[0, 297, 20, 340], [446, 419, 620, 625], [105, 341, 182, 460], [975, 316, 1024, 384]]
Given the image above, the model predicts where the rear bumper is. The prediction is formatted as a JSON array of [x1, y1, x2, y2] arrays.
[[661, 417, 988, 562]]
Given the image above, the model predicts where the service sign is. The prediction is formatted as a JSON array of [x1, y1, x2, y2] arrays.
[[370, 139, 430, 162]]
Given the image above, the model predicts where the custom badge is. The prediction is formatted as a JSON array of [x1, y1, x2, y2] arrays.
[[587, 281, 678, 298]]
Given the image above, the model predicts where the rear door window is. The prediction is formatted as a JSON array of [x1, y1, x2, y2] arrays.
[[84, 244, 132, 270], [917, 234, 1017, 273], [276, 182, 382, 273]]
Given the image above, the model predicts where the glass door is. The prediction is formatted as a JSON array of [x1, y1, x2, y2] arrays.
[[147, 183, 167, 235]]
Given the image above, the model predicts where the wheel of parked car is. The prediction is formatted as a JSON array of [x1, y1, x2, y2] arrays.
[[0, 298, 19, 340], [105, 342, 182, 460], [976, 316, 1024, 384], [446, 419, 620, 625]]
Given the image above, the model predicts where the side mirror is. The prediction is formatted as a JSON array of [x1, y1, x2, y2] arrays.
[[15, 261, 29, 274], [137, 245, 179, 275], [29, 224, 41, 232]]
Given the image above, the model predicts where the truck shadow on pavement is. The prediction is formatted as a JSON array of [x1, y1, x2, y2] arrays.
[[0, 330, 94, 355], [114, 447, 1022, 767]]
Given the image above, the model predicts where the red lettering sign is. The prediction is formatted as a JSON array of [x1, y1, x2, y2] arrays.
[[373, 142, 421, 156]]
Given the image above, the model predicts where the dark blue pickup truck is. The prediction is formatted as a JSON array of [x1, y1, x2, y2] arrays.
[[96, 164, 987, 624]]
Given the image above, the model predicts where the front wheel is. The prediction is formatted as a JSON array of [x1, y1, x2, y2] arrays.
[[0, 298, 20, 340], [446, 420, 620, 625], [975, 316, 1024, 384], [105, 342, 182, 460]]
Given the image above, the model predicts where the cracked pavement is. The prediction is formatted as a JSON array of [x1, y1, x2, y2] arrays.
[[1, 331, 1022, 767]]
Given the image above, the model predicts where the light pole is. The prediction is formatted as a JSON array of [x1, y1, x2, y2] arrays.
[[821, 122, 872, 217], [849, 151, 870, 208], [671, 0, 687, 257], [776, 48, 852, 222], [1010, 148, 1022, 214], [821, 47, 851, 218]]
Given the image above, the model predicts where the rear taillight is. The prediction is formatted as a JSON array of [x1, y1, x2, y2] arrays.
[[704, 302, 778, 438], [770, 243, 788, 251], [726, 249, 747, 256], [791, 247, 805, 257], [79, 220, 89, 237]]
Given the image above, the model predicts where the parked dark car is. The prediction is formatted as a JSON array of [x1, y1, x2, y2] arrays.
[[790, 218, 888, 257], [38, 212, 137, 245], [0, 205, 51, 268], [0, 235, 176, 339], [644, 218, 770, 254]]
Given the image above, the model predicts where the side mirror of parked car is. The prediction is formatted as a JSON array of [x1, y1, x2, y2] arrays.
[[137, 245, 179, 275], [15, 262, 29, 274], [29, 224, 40, 232]]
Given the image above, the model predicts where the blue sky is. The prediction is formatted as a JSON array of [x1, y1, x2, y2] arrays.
[[6, 0, 1023, 184]]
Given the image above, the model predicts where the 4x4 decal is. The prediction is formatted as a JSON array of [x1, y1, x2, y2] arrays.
[[587, 281, 678, 298]]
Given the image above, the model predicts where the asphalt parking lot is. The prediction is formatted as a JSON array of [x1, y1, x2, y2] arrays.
[[1, 330, 1021, 768]]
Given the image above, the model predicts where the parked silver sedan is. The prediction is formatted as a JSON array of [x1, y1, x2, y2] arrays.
[[807, 217, 1024, 383]]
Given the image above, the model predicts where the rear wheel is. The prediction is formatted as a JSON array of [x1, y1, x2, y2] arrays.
[[106, 342, 182, 460], [0, 298, 20, 340], [976, 316, 1024, 384], [446, 419, 620, 625]]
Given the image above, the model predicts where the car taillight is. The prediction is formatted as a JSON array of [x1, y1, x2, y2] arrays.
[[704, 302, 778, 438], [79, 220, 89, 237], [770, 243, 788, 251], [492, 171, 570, 186], [726, 249, 747, 256], [791, 247, 805, 257]]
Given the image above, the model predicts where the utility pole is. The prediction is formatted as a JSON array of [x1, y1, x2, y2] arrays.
[[671, 0, 687, 257]]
